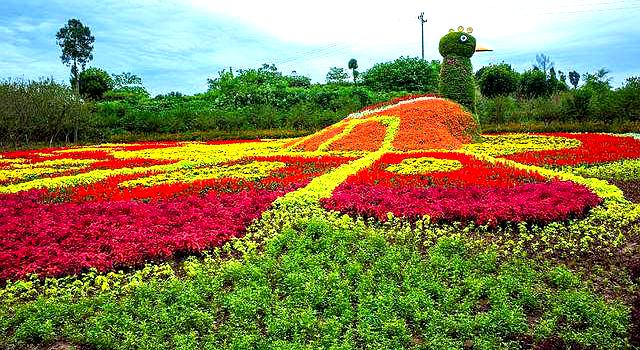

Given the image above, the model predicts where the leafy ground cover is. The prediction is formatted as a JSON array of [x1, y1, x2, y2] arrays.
[[1, 96, 640, 349]]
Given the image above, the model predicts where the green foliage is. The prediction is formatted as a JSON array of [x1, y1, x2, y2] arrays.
[[477, 63, 519, 98], [0, 217, 630, 349], [103, 86, 150, 101], [439, 55, 475, 111], [438, 31, 477, 58], [477, 95, 517, 124], [0, 78, 93, 147], [519, 68, 549, 98], [326, 67, 349, 84], [78, 67, 114, 100], [111, 72, 143, 89], [438, 31, 477, 111], [362, 57, 440, 92], [616, 77, 640, 121]]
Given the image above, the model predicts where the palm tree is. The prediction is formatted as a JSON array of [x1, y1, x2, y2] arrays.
[[348, 58, 358, 84]]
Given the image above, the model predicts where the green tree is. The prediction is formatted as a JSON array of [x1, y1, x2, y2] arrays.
[[78, 67, 114, 100], [112, 72, 143, 89], [348, 58, 359, 84], [325, 67, 349, 84], [56, 19, 95, 94], [534, 53, 554, 76], [363, 57, 440, 92], [582, 68, 612, 93], [568, 70, 580, 89], [477, 63, 519, 97], [519, 68, 548, 98]]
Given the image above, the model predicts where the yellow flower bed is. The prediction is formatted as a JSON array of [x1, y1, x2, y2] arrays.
[[463, 134, 581, 156], [386, 157, 463, 174], [119, 161, 285, 188]]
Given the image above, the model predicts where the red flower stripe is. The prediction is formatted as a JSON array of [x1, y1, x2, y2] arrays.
[[503, 133, 640, 166]]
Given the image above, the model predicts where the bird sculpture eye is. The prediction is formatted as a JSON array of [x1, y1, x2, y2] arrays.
[[460, 35, 468, 42]]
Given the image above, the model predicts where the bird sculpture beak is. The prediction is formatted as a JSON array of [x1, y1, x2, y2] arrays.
[[475, 44, 493, 52]]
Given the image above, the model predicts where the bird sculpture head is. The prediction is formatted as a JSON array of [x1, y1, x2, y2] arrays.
[[439, 26, 491, 58]]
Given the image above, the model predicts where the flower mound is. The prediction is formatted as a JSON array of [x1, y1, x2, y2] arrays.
[[288, 96, 478, 152]]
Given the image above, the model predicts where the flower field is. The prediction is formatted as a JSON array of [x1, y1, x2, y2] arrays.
[[1, 96, 640, 349]]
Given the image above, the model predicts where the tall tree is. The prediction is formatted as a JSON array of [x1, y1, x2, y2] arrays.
[[348, 58, 359, 84], [56, 19, 95, 94], [568, 70, 580, 89], [326, 67, 349, 84], [534, 53, 554, 76]]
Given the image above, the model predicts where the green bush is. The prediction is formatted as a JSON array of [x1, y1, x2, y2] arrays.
[[478, 64, 519, 98], [438, 31, 477, 111]]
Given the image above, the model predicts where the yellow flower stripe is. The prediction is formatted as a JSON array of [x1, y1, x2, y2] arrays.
[[568, 159, 640, 181], [110, 141, 284, 164], [0, 166, 87, 183], [11, 159, 97, 169], [0, 161, 191, 194], [119, 161, 285, 188], [386, 157, 463, 174], [463, 134, 581, 157], [286, 121, 349, 150]]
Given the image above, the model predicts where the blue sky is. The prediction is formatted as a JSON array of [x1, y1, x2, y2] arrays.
[[1, 0, 639, 95]]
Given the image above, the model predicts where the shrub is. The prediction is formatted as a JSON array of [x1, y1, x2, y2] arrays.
[[519, 68, 549, 98], [477, 95, 517, 125], [78, 67, 114, 100], [362, 57, 440, 92], [478, 63, 519, 98]]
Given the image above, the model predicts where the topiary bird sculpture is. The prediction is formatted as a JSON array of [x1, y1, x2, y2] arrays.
[[438, 27, 491, 113]]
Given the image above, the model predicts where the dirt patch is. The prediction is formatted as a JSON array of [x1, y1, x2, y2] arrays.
[[610, 179, 640, 203]]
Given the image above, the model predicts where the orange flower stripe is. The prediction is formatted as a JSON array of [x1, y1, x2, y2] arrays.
[[294, 123, 347, 151], [328, 121, 387, 151]]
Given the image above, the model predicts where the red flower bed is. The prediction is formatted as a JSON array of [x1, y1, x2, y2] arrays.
[[503, 133, 640, 166], [52, 155, 353, 203], [352, 152, 546, 188], [321, 152, 601, 225], [0, 154, 352, 279], [321, 181, 601, 225], [0, 188, 286, 280]]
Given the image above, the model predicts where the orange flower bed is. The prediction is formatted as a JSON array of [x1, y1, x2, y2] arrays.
[[374, 98, 477, 151], [293, 123, 347, 151], [329, 121, 387, 151]]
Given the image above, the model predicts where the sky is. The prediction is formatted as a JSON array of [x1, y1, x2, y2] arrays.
[[1, 0, 639, 95]]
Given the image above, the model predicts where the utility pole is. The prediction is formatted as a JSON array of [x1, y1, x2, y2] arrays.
[[418, 12, 427, 60]]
